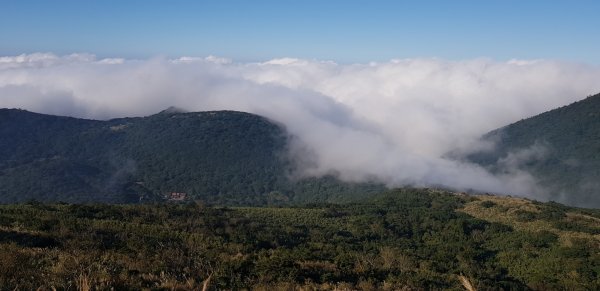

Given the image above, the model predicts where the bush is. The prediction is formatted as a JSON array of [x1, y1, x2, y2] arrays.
[[480, 201, 496, 208]]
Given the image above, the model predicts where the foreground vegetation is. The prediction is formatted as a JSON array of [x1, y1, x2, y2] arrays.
[[1, 189, 599, 290]]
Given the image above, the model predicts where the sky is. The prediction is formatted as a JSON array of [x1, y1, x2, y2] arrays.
[[1, 0, 600, 63], [1, 1, 600, 206]]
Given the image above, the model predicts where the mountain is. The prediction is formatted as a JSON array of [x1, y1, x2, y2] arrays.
[[0, 108, 382, 204], [468, 92, 600, 208]]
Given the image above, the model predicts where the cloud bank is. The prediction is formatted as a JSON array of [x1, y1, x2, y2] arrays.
[[2, 53, 600, 200]]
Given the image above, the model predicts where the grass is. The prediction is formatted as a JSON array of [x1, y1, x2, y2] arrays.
[[458, 274, 477, 291], [459, 194, 600, 248]]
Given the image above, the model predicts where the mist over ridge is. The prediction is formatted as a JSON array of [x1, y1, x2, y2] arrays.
[[2, 53, 600, 202]]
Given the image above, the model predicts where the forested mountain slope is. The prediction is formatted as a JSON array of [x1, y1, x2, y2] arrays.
[[468, 93, 600, 208], [0, 108, 382, 204]]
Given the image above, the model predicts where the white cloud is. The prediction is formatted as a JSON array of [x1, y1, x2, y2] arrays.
[[1, 53, 600, 200], [172, 55, 232, 64], [97, 58, 125, 65]]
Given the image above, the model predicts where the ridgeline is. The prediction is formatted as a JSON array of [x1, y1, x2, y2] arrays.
[[0, 108, 382, 205]]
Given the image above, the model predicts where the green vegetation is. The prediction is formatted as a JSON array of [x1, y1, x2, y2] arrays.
[[468, 92, 600, 208], [0, 108, 383, 204], [1, 188, 598, 290]]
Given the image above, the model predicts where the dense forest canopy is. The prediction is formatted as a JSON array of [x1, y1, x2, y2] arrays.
[[0, 108, 382, 205]]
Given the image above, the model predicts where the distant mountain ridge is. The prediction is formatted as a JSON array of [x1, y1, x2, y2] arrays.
[[0, 108, 382, 204], [468, 92, 600, 208], [3, 91, 600, 208]]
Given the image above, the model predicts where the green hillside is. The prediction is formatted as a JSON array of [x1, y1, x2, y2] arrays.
[[0, 108, 382, 204], [468, 93, 600, 208], [1, 189, 598, 290]]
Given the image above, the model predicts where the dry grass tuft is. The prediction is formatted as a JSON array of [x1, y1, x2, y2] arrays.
[[76, 273, 91, 291], [458, 274, 477, 291], [202, 273, 212, 291]]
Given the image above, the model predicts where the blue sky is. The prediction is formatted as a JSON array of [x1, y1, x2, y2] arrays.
[[1, 0, 599, 63]]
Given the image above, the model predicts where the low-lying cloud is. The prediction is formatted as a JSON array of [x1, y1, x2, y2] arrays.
[[2, 53, 600, 201]]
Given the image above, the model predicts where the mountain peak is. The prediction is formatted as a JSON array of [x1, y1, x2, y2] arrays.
[[158, 106, 187, 114]]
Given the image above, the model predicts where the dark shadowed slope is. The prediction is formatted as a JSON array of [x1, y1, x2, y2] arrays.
[[468, 92, 600, 208], [0, 109, 382, 204]]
